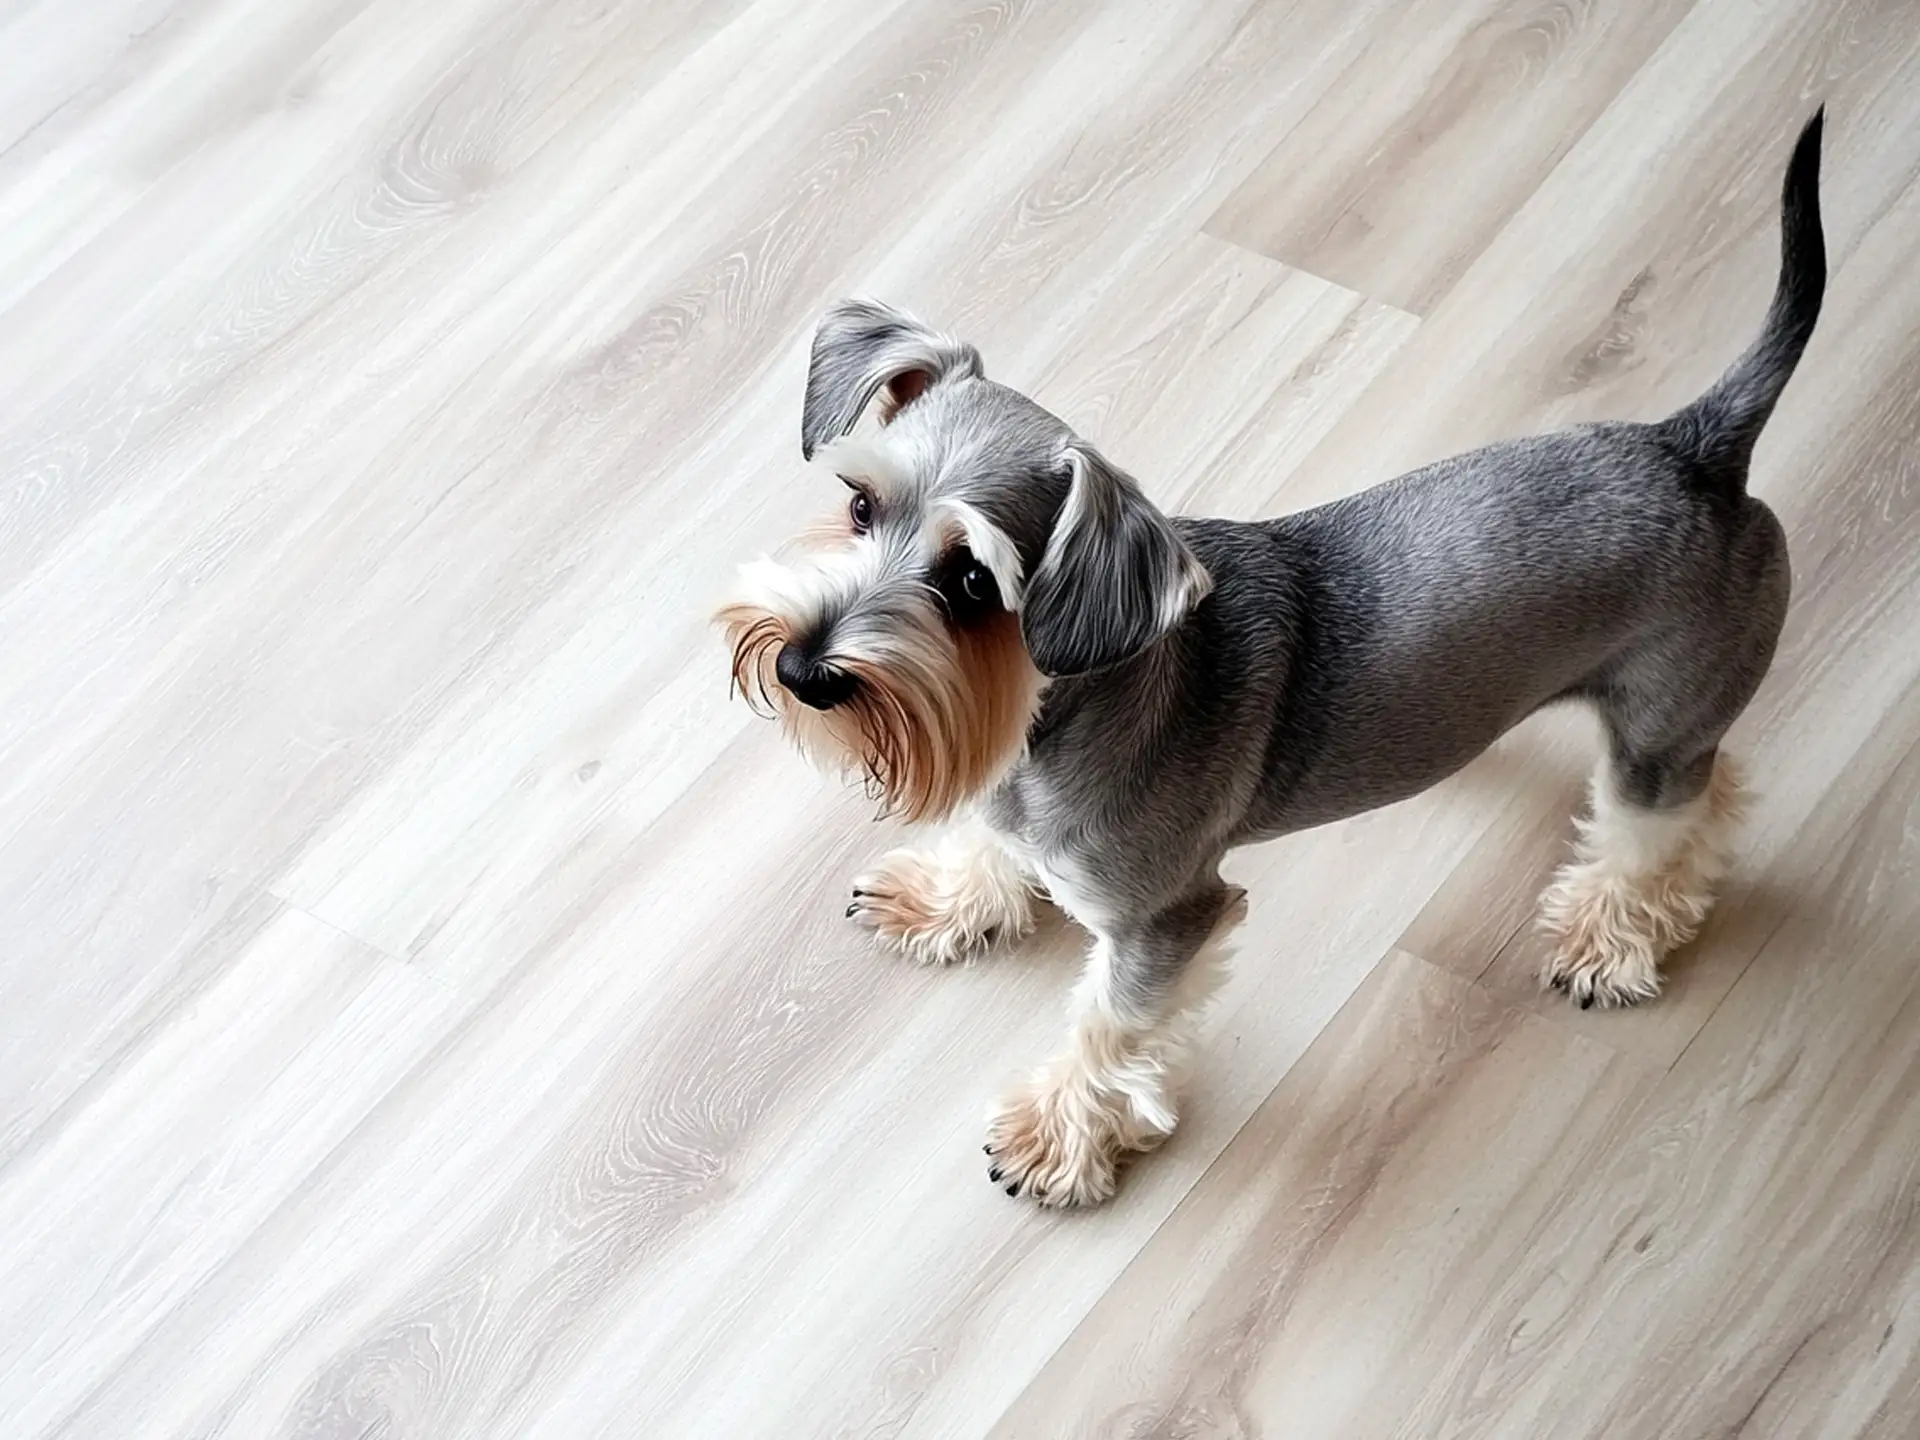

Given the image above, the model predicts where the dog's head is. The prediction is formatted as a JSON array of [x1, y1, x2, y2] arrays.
[[719, 298, 1211, 822]]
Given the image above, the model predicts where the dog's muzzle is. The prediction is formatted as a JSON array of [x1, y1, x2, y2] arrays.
[[775, 642, 859, 710]]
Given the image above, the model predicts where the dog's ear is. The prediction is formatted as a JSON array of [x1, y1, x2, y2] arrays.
[[801, 299, 983, 460], [1019, 443, 1211, 677]]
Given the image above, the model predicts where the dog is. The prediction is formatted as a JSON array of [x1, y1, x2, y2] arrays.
[[719, 112, 1825, 1206]]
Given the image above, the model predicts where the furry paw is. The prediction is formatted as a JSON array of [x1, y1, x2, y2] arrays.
[[1538, 755, 1741, 1010], [1539, 878, 1669, 1010], [1538, 853, 1716, 1009], [983, 1055, 1173, 1208], [847, 836, 1034, 966]]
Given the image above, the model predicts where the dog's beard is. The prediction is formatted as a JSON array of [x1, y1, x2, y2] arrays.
[[719, 592, 1041, 825]]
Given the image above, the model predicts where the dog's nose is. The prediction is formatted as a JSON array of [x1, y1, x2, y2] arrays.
[[775, 642, 859, 710]]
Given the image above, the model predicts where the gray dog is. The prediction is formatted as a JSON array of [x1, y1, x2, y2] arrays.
[[721, 112, 1824, 1206]]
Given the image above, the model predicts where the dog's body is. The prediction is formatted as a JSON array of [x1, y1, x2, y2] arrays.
[[723, 114, 1826, 1206], [995, 420, 1790, 898]]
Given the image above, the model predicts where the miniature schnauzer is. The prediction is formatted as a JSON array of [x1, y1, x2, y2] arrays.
[[720, 113, 1824, 1206]]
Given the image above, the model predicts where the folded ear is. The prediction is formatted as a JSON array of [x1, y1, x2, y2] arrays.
[[801, 298, 983, 460], [1019, 443, 1212, 677]]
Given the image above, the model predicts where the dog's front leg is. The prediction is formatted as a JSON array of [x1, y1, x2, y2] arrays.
[[846, 817, 1039, 966], [985, 882, 1246, 1207]]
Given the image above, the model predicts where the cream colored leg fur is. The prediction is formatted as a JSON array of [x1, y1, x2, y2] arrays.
[[985, 890, 1246, 1207], [848, 819, 1038, 966], [1539, 753, 1744, 1008]]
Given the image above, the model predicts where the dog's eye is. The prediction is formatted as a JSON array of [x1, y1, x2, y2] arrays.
[[936, 550, 1000, 624], [849, 490, 873, 533]]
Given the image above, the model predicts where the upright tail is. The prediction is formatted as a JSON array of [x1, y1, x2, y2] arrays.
[[1666, 109, 1826, 494]]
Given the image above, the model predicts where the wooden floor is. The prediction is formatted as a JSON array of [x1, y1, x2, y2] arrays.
[[2, 1, 1918, 1435]]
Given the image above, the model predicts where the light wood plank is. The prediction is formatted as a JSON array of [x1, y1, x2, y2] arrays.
[[991, 948, 1658, 1438], [1207, 0, 1696, 315], [0, 904, 459, 1438], [1, 1, 1917, 1436], [1400, 721, 1920, 1439]]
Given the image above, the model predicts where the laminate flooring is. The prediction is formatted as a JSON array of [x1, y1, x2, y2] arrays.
[[2, 1, 1918, 1436]]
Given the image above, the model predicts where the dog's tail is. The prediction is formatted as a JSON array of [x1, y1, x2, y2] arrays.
[[1663, 109, 1826, 495]]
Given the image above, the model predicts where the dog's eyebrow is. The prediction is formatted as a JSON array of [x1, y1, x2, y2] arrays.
[[811, 433, 910, 504]]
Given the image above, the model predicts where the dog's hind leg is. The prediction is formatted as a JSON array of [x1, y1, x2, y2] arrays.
[[1541, 498, 1783, 1010], [847, 817, 1038, 965], [984, 882, 1246, 1206], [1539, 745, 1745, 1009]]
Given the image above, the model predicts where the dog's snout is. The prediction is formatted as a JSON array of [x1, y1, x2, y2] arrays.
[[776, 641, 859, 710]]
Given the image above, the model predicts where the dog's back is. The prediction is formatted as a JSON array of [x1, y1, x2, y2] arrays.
[[1226, 112, 1826, 839]]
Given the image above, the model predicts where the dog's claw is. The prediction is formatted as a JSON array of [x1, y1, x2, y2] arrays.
[[1578, 990, 1595, 1010], [989, 1166, 1003, 1183], [1004, 1183, 1020, 1197], [845, 903, 858, 918]]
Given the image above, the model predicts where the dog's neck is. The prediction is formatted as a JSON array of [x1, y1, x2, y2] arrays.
[[1018, 620, 1197, 769]]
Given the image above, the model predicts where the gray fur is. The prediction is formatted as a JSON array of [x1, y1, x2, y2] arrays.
[[794, 113, 1823, 1027], [1019, 444, 1209, 677], [801, 298, 982, 461]]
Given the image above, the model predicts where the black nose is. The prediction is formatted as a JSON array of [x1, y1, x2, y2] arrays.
[[775, 642, 859, 710]]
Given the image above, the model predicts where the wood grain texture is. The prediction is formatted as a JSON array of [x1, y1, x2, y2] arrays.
[[1206, 0, 1698, 316], [990, 948, 1661, 1438], [2, 1, 1918, 1437]]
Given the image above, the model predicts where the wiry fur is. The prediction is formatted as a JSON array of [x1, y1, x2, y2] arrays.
[[848, 818, 1039, 965], [986, 889, 1244, 1207], [719, 527, 1043, 823], [1540, 753, 1745, 1008], [722, 113, 1826, 1206]]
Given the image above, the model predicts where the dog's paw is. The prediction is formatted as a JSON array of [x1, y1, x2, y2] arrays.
[[1538, 755, 1740, 1010], [1538, 873, 1672, 1010], [846, 844, 1031, 966], [847, 852, 991, 966], [982, 1059, 1171, 1208], [1541, 939, 1662, 1010], [984, 1074, 1122, 1207]]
